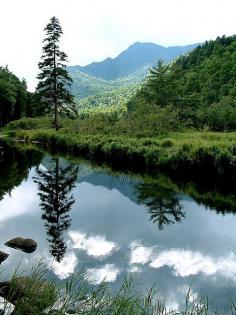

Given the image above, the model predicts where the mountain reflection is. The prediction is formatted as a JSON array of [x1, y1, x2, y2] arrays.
[[135, 179, 185, 230], [34, 158, 78, 262]]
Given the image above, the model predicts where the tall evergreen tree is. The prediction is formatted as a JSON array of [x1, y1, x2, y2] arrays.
[[36, 16, 76, 130]]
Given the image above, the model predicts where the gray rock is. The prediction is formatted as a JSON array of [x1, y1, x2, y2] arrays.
[[0, 251, 9, 264], [4, 237, 37, 253], [66, 309, 77, 314]]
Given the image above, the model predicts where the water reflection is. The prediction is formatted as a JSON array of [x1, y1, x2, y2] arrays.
[[34, 158, 78, 262], [1, 142, 236, 313], [88, 264, 120, 284], [0, 140, 3, 162], [0, 142, 42, 201], [135, 179, 185, 230], [69, 231, 117, 258]]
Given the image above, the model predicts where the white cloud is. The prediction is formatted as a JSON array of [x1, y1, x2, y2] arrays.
[[128, 265, 142, 273], [0, 0, 235, 90], [69, 231, 117, 258], [150, 250, 236, 280], [130, 241, 154, 265], [52, 252, 78, 280], [129, 241, 236, 282], [88, 264, 120, 284]]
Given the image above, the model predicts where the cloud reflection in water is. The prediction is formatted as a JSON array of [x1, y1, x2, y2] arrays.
[[52, 252, 78, 280], [129, 243, 236, 280], [88, 264, 120, 284], [69, 231, 118, 258]]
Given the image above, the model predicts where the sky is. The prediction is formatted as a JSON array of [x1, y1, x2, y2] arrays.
[[0, 0, 235, 91]]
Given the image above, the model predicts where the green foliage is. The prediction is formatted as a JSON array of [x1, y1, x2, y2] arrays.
[[36, 16, 76, 130], [78, 85, 137, 109], [5, 116, 52, 130], [128, 35, 236, 131], [0, 260, 218, 315], [0, 67, 29, 127], [4, 124, 236, 179], [196, 96, 236, 130], [68, 67, 145, 101]]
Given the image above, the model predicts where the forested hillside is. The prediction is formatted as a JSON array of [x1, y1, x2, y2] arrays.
[[78, 86, 137, 109], [68, 65, 147, 100], [129, 35, 236, 130], [0, 67, 30, 127]]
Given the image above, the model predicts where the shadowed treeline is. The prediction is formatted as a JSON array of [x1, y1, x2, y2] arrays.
[[0, 140, 43, 202]]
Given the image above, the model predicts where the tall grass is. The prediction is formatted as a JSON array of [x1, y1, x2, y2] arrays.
[[4, 127, 236, 180], [0, 262, 225, 315]]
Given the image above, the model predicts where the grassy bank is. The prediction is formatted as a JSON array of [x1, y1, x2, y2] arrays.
[[3, 122, 236, 180]]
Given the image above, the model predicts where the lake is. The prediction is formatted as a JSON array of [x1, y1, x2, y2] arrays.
[[0, 141, 236, 312]]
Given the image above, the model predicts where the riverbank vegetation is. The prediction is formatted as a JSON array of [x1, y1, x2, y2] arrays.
[[0, 261, 215, 315], [4, 121, 236, 180]]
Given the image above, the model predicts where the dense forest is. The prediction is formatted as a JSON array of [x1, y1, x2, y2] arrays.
[[68, 66, 146, 101], [128, 35, 236, 131], [0, 67, 46, 127], [0, 67, 29, 127], [71, 35, 236, 136]]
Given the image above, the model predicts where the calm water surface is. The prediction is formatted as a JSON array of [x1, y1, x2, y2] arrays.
[[0, 142, 236, 312]]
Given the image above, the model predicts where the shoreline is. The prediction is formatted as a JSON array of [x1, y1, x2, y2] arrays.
[[3, 128, 236, 181]]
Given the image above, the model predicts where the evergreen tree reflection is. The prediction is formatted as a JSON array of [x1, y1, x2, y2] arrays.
[[136, 178, 185, 230], [34, 158, 78, 262]]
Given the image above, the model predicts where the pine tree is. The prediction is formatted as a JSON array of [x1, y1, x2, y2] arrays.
[[36, 16, 76, 130]]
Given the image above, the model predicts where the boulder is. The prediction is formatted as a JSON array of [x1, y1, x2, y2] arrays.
[[0, 250, 9, 264], [0, 277, 57, 313], [4, 237, 37, 253]]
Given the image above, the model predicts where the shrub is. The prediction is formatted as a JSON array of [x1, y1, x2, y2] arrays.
[[5, 117, 52, 130], [197, 96, 236, 131], [161, 139, 173, 148]]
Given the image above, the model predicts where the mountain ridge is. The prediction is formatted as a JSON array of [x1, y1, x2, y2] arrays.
[[71, 41, 199, 81]]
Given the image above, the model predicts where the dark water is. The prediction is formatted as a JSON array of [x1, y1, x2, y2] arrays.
[[0, 142, 236, 312]]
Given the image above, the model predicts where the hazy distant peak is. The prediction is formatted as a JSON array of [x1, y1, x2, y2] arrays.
[[73, 41, 198, 81]]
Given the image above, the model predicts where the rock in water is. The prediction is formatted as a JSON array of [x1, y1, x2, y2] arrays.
[[0, 250, 9, 264], [4, 237, 37, 253]]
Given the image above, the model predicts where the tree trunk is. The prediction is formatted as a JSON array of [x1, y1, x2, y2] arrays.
[[53, 43, 58, 131]]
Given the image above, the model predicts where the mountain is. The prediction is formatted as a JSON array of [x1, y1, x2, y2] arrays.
[[72, 42, 199, 81], [68, 41, 198, 102]]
